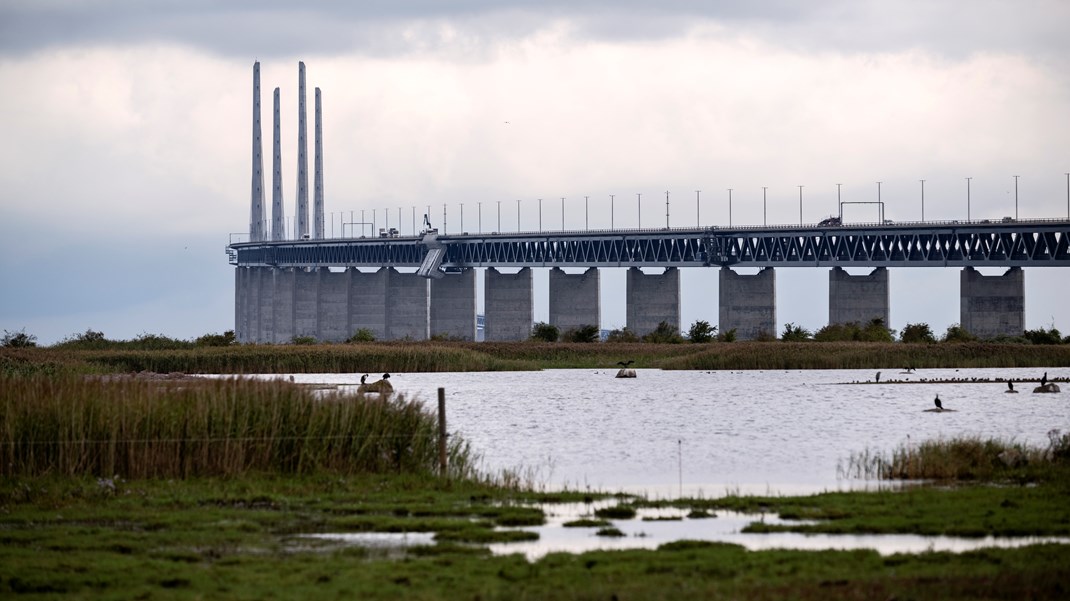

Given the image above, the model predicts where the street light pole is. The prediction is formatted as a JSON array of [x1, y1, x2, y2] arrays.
[[966, 177, 972, 221], [585, 196, 589, 230], [798, 185, 804, 225], [496, 200, 501, 232], [637, 193, 642, 229], [665, 190, 670, 228], [516, 199, 520, 231], [610, 194, 615, 229], [561, 197, 565, 231], [478, 202, 482, 234], [538, 198, 542, 232], [836, 183, 842, 221], [762, 187, 767, 226], [459, 203, 463, 233], [1013, 175, 1019, 220], [696, 190, 701, 226], [1066, 173, 1069, 219], [727, 188, 733, 227], [920, 180, 925, 221], [877, 181, 882, 223], [442, 204, 446, 233]]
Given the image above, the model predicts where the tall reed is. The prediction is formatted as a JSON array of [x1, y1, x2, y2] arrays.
[[0, 374, 474, 479]]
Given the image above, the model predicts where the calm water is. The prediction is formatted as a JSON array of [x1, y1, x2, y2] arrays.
[[286, 367, 1069, 497]]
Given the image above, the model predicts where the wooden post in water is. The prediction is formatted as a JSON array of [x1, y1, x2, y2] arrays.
[[437, 387, 448, 477]]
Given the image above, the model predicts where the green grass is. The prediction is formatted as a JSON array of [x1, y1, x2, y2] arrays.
[[7, 340, 1070, 377]]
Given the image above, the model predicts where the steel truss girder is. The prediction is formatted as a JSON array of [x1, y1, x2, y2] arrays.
[[230, 222, 1070, 269]]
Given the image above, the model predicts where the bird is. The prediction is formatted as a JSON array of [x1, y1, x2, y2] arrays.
[[360, 374, 368, 385], [1008, 381, 1015, 392], [382, 373, 391, 380], [1041, 372, 1048, 387], [875, 371, 881, 383], [934, 395, 942, 410], [617, 360, 635, 367]]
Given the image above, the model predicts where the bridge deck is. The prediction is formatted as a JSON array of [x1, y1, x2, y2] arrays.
[[228, 218, 1070, 269]]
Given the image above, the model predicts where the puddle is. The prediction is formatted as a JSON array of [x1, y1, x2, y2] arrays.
[[304, 502, 1069, 561]]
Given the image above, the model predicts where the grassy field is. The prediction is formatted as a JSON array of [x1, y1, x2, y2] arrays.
[[4, 340, 1070, 376], [2, 362, 1069, 598]]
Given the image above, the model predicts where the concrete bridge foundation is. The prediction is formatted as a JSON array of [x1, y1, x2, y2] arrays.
[[484, 267, 533, 341], [385, 268, 429, 340], [316, 269, 349, 342], [626, 267, 680, 335], [829, 267, 890, 326], [719, 267, 776, 340], [549, 267, 600, 333], [960, 267, 1024, 339], [430, 270, 477, 340]]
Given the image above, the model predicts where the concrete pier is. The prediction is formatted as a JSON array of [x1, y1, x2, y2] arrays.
[[548, 267, 600, 333], [960, 267, 1024, 339], [387, 268, 430, 340], [626, 267, 680, 335], [349, 268, 389, 339], [828, 267, 889, 326], [293, 268, 318, 338], [719, 267, 776, 340], [485, 267, 533, 341], [317, 269, 349, 342], [430, 270, 476, 340]]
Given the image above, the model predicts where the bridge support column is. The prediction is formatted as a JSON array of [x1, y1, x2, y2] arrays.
[[484, 267, 533, 341], [719, 267, 776, 340], [385, 268, 429, 340], [234, 267, 252, 343], [430, 270, 476, 340], [253, 267, 272, 343], [960, 267, 1024, 339], [316, 269, 349, 342], [828, 267, 889, 326], [294, 268, 319, 339], [271, 268, 296, 343], [349, 268, 388, 340], [549, 267, 600, 333], [626, 267, 680, 335]]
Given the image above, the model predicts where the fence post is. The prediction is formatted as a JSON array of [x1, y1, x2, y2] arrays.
[[437, 387, 447, 477]]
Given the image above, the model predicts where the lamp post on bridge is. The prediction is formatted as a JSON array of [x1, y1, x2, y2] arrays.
[[665, 191, 670, 228], [966, 177, 972, 222], [460, 203, 464, 233], [561, 197, 565, 231], [798, 185, 804, 225], [727, 188, 733, 227], [637, 193, 642, 229], [611, 194, 615, 229], [876, 182, 882, 223], [920, 180, 925, 222], [538, 198, 542, 232], [696, 190, 701, 227], [516, 199, 521, 232], [442, 204, 447, 234], [1066, 173, 1069, 219], [478, 202, 482, 234], [585, 196, 589, 231], [762, 187, 767, 226], [497, 200, 501, 232], [836, 183, 842, 221], [1013, 175, 1019, 220], [411, 207, 415, 235]]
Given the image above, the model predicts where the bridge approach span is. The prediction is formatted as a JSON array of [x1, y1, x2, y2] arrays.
[[229, 218, 1070, 270]]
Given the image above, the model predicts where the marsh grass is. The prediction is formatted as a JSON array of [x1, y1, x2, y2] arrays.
[[841, 431, 1070, 481], [0, 374, 475, 479]]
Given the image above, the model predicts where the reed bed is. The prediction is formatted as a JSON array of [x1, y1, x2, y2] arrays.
[[840, 431, 1070, 481], [0, 374, 474, 480]]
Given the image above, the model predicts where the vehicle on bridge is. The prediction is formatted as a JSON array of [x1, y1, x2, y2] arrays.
[[818, 216, 841, 227]]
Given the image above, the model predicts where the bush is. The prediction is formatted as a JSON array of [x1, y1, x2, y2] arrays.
[[563, 324, 600, 343], [814, 319, 893, 342], [717, 328, 737, 343], [1023, 327, 1062, 345], [943, 324, 977, 343], [900, 323, 936, 343], [642, 321, 684, 344], [530, 322, 559, 342], [347, 328, 376, 343], [195, 330, 237, 347], [605, 327, 639, 343], [687, 320, 716, 343], [858, 318, 895, 343], [780, 322, 811, 342], [291, 335, 317, 345], [1, 329, 37, 348], [53, 329, 110, 350]]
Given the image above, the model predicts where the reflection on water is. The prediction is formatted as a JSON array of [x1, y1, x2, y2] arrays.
[[281, 367, 1067, 497]]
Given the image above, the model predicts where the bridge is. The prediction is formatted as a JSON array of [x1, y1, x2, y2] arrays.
[[233, 62, 1070, 344], [230, 217, 1070, 343]]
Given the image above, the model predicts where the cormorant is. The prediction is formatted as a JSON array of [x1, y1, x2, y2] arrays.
[[1041, 372, 1048, 387], [875, 371, 881, 383], [382, 373, 391, 380], [1008, 381, 1014, 392], [360, 374, 368, 385], [617, 360, 635, 367], [934, 395, 942, 410]]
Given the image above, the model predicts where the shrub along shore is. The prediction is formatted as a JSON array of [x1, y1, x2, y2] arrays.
[[4, 339, 1070, 376]]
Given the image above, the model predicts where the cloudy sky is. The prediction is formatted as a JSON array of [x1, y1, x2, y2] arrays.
[[1, 0, 1068, 344]]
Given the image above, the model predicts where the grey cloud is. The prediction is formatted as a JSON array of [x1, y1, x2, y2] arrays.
[[3, 1, 1066, 60]]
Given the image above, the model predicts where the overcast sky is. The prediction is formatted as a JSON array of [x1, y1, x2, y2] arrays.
[[1, 0, 1068, 344]]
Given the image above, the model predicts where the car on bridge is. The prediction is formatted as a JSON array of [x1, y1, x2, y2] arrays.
[[817, 216, 841, 227]]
